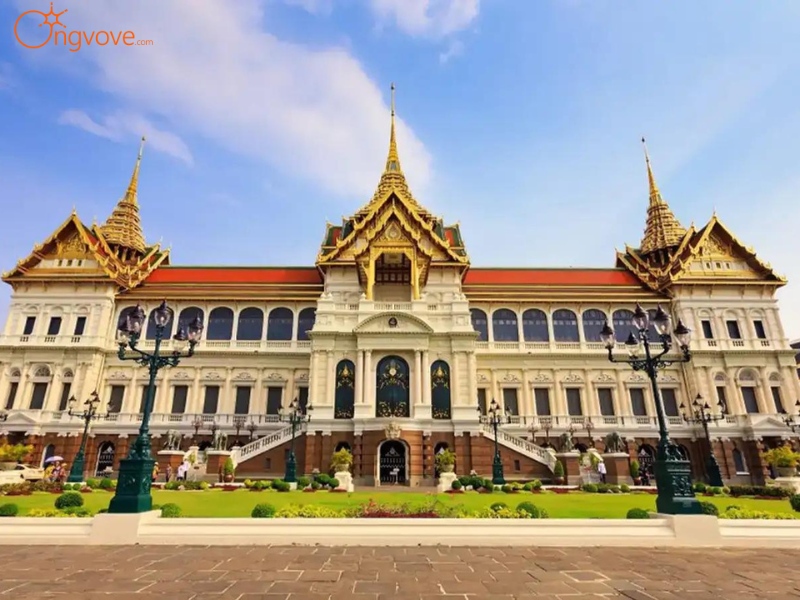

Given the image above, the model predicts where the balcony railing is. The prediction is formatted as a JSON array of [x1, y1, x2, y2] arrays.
[[473, 339, 782, 353]]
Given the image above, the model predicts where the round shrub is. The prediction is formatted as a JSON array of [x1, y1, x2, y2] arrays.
[[501, 484, 512, 494], [620, 483, 631, 493], [531, 479, 543, 491], [311, 481, 321, 490], [85, 478, 101, 489], [160, 503, 182, 518], [54, 491, 84, 510], [699, 501, 719, 516], [693, 482, 707, 493], [489, 502, 508, 512], [273, 480, 291, 492], [522, 482, 533, 492], [99, 478, 114, 490], [516, 501, 542, 518], [0, 503, 19, 517], [451, 480, 463, 491], [329, 478, 340, 489], [61, 507, 92, 517], [709, 486, 723, 496], [790, 494, 800, 513], [297, 476, 311, 488], [581, 483, 598, 493], [252, 503, 276, 518], [626, 508, 650, 519]]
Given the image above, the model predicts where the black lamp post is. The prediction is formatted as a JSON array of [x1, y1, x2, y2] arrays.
[[479, 398, 505, 485], [232, 415, 246, 447], [783, 400, 800, 433], [600, 303, 701, 515], [66, 391, 106, 483], [680, 394, 725, 487], [247, 420, 258, 441], [108, 301, 203, 514], [280, 397, 313, 484], [192, 416, 203, 443]]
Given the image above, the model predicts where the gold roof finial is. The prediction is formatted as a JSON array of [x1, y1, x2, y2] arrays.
[[99, 136, 147, 255], [386, 82, 401, 173], [638, 137, 686, 255]]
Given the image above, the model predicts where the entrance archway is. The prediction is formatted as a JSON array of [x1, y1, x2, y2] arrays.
[[378, 439, 408, 485], [40, 444, 56, 467], [95, 442, 115, 476]]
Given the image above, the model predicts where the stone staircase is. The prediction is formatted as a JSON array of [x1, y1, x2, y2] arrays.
[[480, 423, 557, 471], [230, 423, 304, 467]]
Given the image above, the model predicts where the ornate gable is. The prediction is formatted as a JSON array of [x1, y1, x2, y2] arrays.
[[353, 312, 434, 335]]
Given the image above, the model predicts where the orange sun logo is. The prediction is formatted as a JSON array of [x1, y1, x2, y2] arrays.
[[14, 2, 69, 49]]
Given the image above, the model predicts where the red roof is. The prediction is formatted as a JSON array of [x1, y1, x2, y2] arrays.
[[463, 268, 640, 286], [145, 267, 323, 285]]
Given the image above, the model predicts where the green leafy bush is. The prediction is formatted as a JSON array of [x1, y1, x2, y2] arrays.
[[626, 508, 650, 519], [272, 480, 291, 492], [451, 480, 462, 490], [722, 507, 797, 520], [99, 478, 114, 490], [501, 484, 512, 494], [620, 484, 631, 493], [531, 479, 543, 491], [581, 483, 598, 493], [553, 461, 564, 478], [709, 486, 723, 496], [160, 503, 182, 518], [275, 505, 341, 518], [165, 481, 180, 490], [54, 491, 84, 510], [0, 503, 19, 517], [296, 476, 311, 489], [490, 502, 508, 512], [728, 485, 791, 498], [329, 478, 340, 489], [471, 507, 534, 519], [693, 482, 707, 493], [522, 482, 533, 492], [790, 494, 800, 513], [85, 478, 101, 489], [516, 501, 545, 518], [699, 501, 719, 516], [311, 481, 321, 490], [251, 503, 276, 518], [61, 507, 92, 517], [315, 474, 332, 487]]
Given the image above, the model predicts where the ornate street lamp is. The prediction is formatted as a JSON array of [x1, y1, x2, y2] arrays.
[[66, 391, 107, 483], [232, 415, 246, 447], [247, 420, 258, 441], [783, 400, 800, 433], [680, 394, 725, 487], [279, 397, 313, 484], [478, 398, 505, 485], [108, 302, 203, 514], [527, 422, 538, 443], [542, 418, 552, 446], [192, 416, 203, 443], [600, 303, 701, 515], [584, 418, 595, 448]]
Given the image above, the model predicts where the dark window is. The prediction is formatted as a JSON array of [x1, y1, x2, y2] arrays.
[[470, 309, 488, 342], [492, 309, 519, 342], [58, 382, 72, 411], [753, 320, 767, 339], [630, 388, 647, 416], [5, 382, 18, 409], [566, 388, 582, 416], [771, 387, 785, 414], [234, 387, 251, 414], [139, 386, 157, 414], [661, 388, 679, 417], [726, 320, 741, 339], [23, 316, 36, 335], [534, 388, 551, 416], [265, 457, 272, 470], [202, 386, 220, 414], [73, 316, 86, 336], [47, 317, 62, 336], [597, 388, 615, 416], [237, 307, 264, 341], [477, 388, 487, 415], [108, 386, 125, 413], [742, 387, 759, 414], [553, 309, 579, 342], [177, 307, 204, 336], [611, 309, 635, 343], [513, 459, 521, 472], [732, 448, 747, 473], [171, 385, 188, 414], [296, 308, 316, 341], [267, 307, 293, 340], [297, 387, 309, 413], [266, 387, 283, 415], [146, 308, 174, 340], [701, 320, 714, 340], [207, 307, 234, 340], [582, 309, 607, 342], [502, 388, 519, 415], [716, 386, 728, 412], [521, 309, 548, 342], [30, 382, 48, 410]]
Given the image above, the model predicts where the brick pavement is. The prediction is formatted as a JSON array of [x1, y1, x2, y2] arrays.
[[2, 546, 800, 600]]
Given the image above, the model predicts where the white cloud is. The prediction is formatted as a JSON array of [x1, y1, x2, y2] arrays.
[[282, 0, 334, 15], [57, 109, 194, 165], [369, 0, 479, 38], [20, 0, 432, 199], [438, 39, 463, 64]]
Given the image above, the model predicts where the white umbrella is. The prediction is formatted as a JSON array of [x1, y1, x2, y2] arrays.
[[44, 456, 64, 464]]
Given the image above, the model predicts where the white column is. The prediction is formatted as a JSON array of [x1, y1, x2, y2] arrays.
[[326, 351, 335, 405], [364, 350, 372, 405], [422, 350, 431, 404], [468, 352, 477, 408], [490, 370, 500, 409], [355, 350, 364, 404], [522, 370, 532, 416], [414, 350, 423, 405], [191, 369, 202, 414]]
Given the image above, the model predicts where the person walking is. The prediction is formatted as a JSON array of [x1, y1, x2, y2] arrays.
[[597, 460, 607, 484], [165, 464, 173, 483]]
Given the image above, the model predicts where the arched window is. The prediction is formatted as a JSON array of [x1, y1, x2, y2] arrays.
[[492, 309, 519, 342], [738, 368, 760, 414], [470, 309, 488, 342], [552, 309, 579, 342], [296, 307, 316, 341], [267, 307, 293, 341], [40, 444, 56, 467], [334, 360, 355, 419], [117, 306, 139, 331], [207, 307, 234, 340], [732, 447, 747, 473], [237, 307, 264, 341], [334, 441, 351, 453], [376, 356, 410, 418], [146, 307, 174, 340], [431, 360, 451, 419], [177, 307, 204, 335], [95, 442, 115, 477], [612, 309, 636, 343], [677, 445, 690, 461], [582, 309, 608, 342], [522, 309, 549, 342]]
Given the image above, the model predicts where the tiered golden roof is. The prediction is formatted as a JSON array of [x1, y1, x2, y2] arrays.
[[638, 138, 686, 255], [100, 136, 147, 256]]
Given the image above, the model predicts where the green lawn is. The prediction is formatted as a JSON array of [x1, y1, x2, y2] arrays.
[[4, 490, 796, 518]]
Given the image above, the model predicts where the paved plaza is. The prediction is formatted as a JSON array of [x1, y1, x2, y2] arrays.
[[1, 545, 799, 599]]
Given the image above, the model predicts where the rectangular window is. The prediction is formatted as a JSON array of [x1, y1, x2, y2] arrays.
[[4, 382, 18, 409], [47, 317, 62, 336], [661, 388, 679, 417], [566, 388, 582, 416], [58, 382, 72, 411], [502, 388, 519, 415], [234, 386, 251, 415], [266, 386, 283, 415], [171, 385, 188, 414], [742, 387, 759, 414], [534, 388, 551, 416], [73, 316, 87, 336], [753, 320, 767, 339], [30, 382, 48, 410], [297, 387, 309, 413], [477, 388, 487, 415], [513, 459, 521, 472], [597, 388, 615, 416], [23, 316, 36, 335], [139, 386, 157, 414], [701, 320, 714, 340], [716, 386, 728, 412], [108, 385, 125, 414], [726, 320, 742, 339], [202, 386, 220, 414], [771, 387, 785, 414], [630, 388, 647, 416]]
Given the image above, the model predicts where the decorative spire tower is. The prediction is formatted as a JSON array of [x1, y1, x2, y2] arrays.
[[101, 136, 147, 260], [638, 137, 686, 257]]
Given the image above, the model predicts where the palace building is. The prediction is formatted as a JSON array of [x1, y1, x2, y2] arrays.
[[1, 101, 798, 487]]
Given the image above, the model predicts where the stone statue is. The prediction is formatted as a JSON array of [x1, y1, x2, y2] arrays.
[[163, 429, 181, 451], [603, 432, 625, 454], [212, 430, 228, 451], [558, 431, 574, 453]]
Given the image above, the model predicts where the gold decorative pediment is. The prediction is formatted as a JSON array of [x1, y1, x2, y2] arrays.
[[698, 234, 733, 259], [49, 232, 92, 260]]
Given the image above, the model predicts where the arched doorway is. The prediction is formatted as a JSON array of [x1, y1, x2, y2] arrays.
[[378, 440, 408, 485], [334, 441, 351, 453], [638, 444, 655, 481], [375, 356, 410, 418], [40, 444, 56, 467], [95, 442, 115, 477]]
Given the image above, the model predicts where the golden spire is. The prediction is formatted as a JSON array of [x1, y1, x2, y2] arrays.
[[639, 137, 686, 255], [100, 136, 147, 255], [386, 83, 401, 173]]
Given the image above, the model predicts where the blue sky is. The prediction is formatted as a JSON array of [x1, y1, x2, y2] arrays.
[[1, 0, 799, 337]]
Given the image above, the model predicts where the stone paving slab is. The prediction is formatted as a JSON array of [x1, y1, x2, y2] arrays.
[[2, 546, 800, 599]]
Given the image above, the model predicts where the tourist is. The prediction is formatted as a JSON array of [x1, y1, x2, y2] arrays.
[[165, 464, 172, 483], [152, 464, 159, 483], [597, 460, 607, 484], [176, 461, 186, 482]]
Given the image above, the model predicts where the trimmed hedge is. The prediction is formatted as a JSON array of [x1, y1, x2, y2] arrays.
[[54, 491, 84, 510], [0, 503, 19, 517], [626, 508, 650, 519], [251, 503, 276, 518]]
